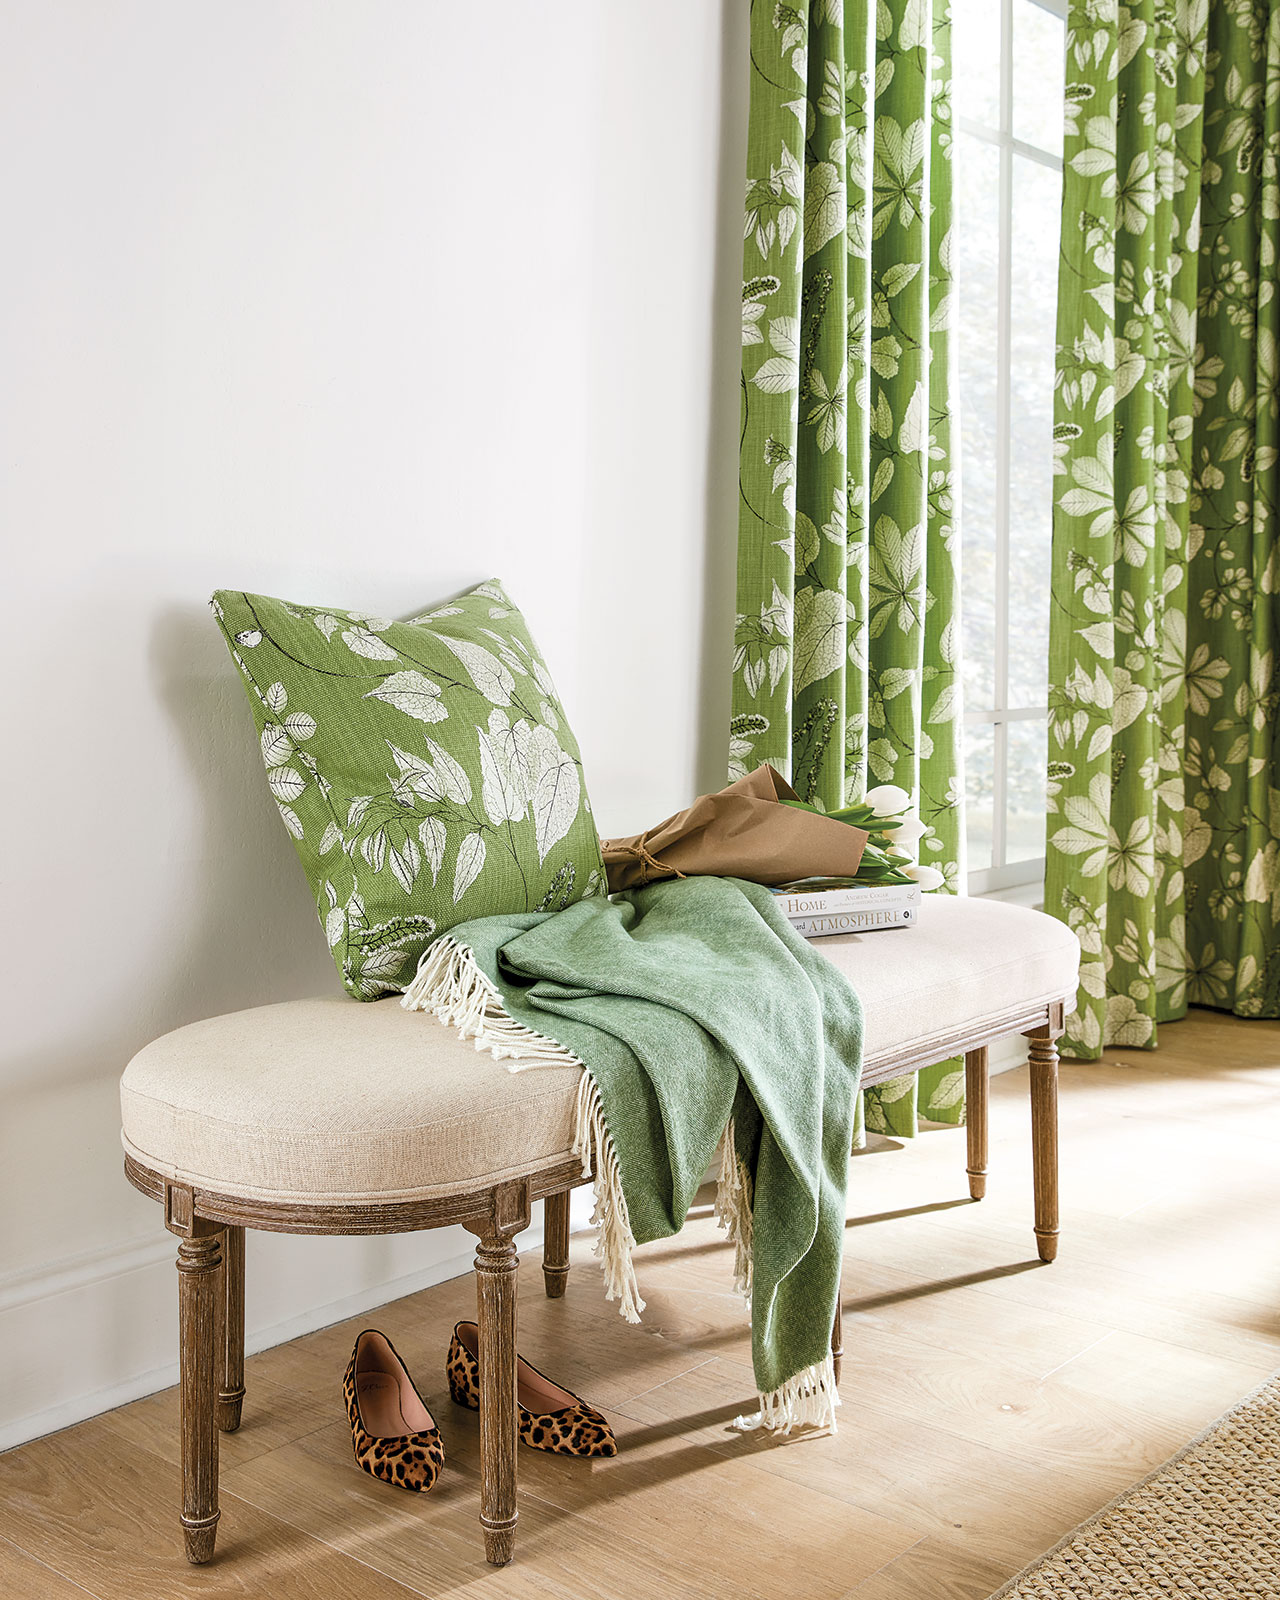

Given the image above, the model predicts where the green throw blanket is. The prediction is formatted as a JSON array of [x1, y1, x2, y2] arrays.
[[402, 875, 862, 1432]]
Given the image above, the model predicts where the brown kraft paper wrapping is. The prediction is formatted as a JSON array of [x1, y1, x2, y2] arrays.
[[600, 765, 868, 892]]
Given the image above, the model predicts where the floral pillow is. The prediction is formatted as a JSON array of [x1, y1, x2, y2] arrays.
[[211, 580, 606, 999]]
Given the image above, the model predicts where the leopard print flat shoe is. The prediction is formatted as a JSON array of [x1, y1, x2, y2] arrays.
[[344, 1330, 445, 1492], [446, 1320, 617, 1458]]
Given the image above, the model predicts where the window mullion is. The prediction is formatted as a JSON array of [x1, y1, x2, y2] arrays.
[[956, 117, 1062, 174], [992, 0, 1014, 874]]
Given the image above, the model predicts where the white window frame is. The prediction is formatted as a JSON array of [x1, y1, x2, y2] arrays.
[[956, 0, 1066, 902]]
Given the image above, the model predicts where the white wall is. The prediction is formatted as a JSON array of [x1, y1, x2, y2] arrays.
[[0, 0, 748, 1449]]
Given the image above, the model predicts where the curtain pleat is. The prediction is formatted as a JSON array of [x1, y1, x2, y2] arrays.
[[733, 0, 966, 1131]]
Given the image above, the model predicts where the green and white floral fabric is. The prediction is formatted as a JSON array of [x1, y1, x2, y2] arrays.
[[1048, 1, 1280, 1055], [732, 0, 965, 1134], [212, 582, 605, 1001]]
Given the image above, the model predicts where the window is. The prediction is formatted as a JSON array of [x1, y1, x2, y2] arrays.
[[953, 0, 1065, 896]]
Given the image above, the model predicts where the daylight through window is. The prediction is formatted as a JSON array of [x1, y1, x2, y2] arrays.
[[953, 0, 1065, 896]]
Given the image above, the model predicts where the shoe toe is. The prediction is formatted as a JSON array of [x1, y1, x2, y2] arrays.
[[523, 1402, 617, 1458], [579, 1405, 618, 1457], [357, 1427, 445, 1492]]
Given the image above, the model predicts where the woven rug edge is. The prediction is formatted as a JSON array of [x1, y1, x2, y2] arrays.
[[985, 1366, 1280, 1600]]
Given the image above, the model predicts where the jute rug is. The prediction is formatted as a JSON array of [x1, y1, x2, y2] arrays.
[[991, 1372, 1280, 1598]]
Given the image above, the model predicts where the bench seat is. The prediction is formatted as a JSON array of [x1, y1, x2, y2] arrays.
[[121, 894, 1078, 1205]]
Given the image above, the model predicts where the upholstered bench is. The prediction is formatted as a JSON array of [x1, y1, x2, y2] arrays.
[[120, 894, 1078, 1568]]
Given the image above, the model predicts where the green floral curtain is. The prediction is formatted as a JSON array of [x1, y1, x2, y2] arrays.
[[732, 0, 965, 1133], [1048, 0, 1280, 1057]]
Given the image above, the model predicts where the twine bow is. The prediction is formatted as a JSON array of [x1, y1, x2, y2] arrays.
[[605, 839, 687, 884]]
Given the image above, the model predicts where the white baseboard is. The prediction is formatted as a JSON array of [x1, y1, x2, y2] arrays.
[[0, 1233, 173, 1318], [0, 1215, 564, 1455], [0, 1186, 599, 1455], [989, 1032, 1031, 1076]]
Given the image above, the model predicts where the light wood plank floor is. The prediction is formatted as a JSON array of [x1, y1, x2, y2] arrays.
[[2, 1010, 1278, 1599]]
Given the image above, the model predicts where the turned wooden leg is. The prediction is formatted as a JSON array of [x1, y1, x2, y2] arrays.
[[965, 1046, 989, 1200], [543, 1190, 570, 1299], [466, 1180, 529, 1566], [1025, 1017, 1061, 1263], [830, 1274, 843, 1387], [176, 1230, 223, 1563], [215, 1226, 246, 1433]]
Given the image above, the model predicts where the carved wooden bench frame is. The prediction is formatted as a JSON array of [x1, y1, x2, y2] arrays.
[[123, 996, 1064, 1570]]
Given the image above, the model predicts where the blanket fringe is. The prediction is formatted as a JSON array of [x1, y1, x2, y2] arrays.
[[714, 1120, 754, 1304], [732, 1353, 841, 1437], [401, 938, 645, 1324], [573, 1071, 645, 1324], [401, 935, 580, 1067]]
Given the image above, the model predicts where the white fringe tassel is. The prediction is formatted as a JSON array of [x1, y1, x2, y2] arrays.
[[573, 1070, 645, 1324], [732, 1352, 841, 1437], [402, 936, 833, 1433], [714, 1120, 755, 1304], [401, 935, 580, 1068], [401, 937, 645, 1325]]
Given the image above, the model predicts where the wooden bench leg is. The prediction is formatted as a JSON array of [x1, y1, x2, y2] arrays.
[[1026, 1021, 1061, 1264], [965, 1046, 989, 1200], [468, 1180, 529, 1566], [830, 1273, 843, 1387], [542, 1191, 570, 1299], [176, 1230, 222, 1563], [216, 1226, 246, 1433]]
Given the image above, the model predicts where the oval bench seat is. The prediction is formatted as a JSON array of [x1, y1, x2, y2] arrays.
[[121, 895, 1078, 1205]]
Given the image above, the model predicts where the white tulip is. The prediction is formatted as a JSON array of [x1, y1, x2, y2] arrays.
[[880, 814, 926, 846], [863, 783, 911, 818], [903, 863, 946, 891]]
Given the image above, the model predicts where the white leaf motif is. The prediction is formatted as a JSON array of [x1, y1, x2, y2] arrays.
[[284, 712, 316, 740], [425, 739, 472, 803], [364, 670, 449, 724], [342, 626, 398, 661], [389, 837, 421, 894], [359, 945, 409, 982], [260, 724, 293, 767], [268, 766, 305, 803], [478, 710, 532, 824], [387, 744, 444, 805], [266, 682, 288, 712], [439, 637, 514, 706], [319, 821, 342, 854], [898, 381, 926, 455], [276, 802, 304, 839], [418, 816, 446, 883], [453, 833, 486, 901], [529, 730, 581, 864]]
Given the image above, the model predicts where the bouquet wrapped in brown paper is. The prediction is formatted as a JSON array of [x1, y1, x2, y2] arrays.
[[600, 765, 868, 892]]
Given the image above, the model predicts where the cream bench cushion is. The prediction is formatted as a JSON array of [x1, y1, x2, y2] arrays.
[[120, 895, 1079, 1205]]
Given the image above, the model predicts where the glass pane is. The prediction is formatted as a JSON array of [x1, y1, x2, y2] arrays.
[[956, 133, 999, 712], [1006, 718, 1048, 863], [965, 723, 995, 873], [952, 0, 1002, 130], [1013, 1, 1065, 157], [1007, 151, 1058, 707]]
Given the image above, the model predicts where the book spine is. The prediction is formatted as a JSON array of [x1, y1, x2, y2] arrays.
[[775, 883, 922, 919], [790, 906, 917, 937]]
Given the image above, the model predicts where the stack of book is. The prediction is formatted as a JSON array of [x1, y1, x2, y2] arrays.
[[772, 879, 921, 938]]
